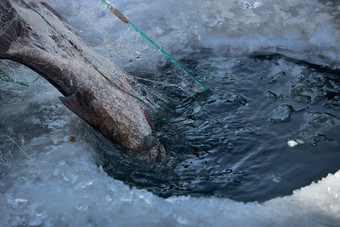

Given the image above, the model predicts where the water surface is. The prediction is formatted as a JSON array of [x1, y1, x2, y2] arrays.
[[103, 51, 340, 202]]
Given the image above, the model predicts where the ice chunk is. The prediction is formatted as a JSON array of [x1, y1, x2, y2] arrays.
[[272, 173, 281, 183], [270, 104, 294, 122], [287, 140, 298, 147]]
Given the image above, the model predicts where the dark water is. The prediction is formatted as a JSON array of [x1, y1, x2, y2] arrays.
[[102, 51, 340, 202]]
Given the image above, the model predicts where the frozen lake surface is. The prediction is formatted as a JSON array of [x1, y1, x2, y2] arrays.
[[1, 0, 340, 226]]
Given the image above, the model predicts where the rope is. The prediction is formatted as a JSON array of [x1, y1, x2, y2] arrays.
[[100, 0, 213, 94]]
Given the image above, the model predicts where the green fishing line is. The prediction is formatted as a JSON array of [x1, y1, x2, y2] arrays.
[[0, 66, 40, 87], [100, 0, 213, 93], [20, 0, 68, 39]]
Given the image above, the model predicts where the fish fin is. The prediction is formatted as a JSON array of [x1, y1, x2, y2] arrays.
[[59, 91, 94, 124]]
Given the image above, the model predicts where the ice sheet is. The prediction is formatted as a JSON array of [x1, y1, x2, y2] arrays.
[[49, 0, 340, 70], [1, 126, 339, 226], [1, 0, 340, 226]]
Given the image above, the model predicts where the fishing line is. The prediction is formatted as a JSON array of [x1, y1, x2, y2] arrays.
[[100, 0, 213, 94], [0, 66, 40, 87]]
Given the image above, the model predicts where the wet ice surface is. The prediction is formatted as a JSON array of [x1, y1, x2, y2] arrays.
[[49, 0, 340, 70], [1, 0, 340, 226]]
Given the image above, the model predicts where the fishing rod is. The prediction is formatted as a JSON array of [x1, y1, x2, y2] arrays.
[[100, 0, 213, 93]]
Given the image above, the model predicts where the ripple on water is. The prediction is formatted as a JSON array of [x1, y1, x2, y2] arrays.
[[104, 53, 340, 202]]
